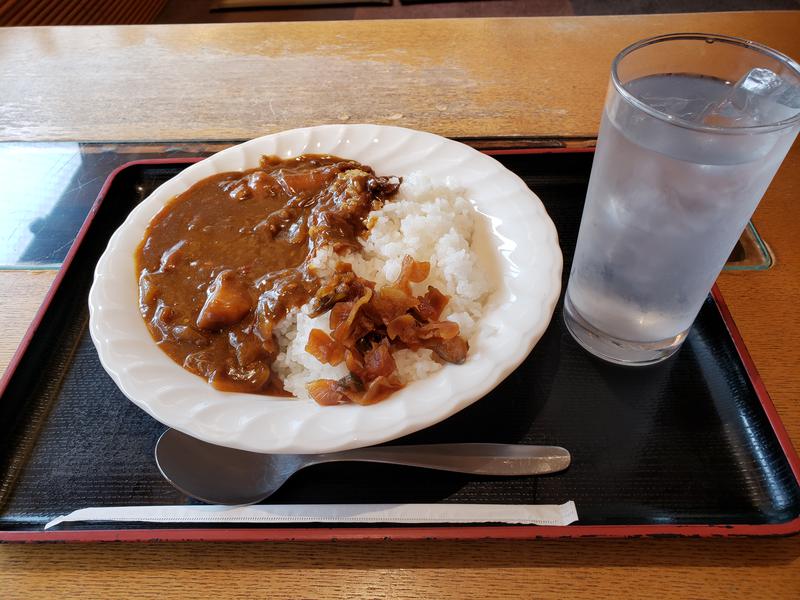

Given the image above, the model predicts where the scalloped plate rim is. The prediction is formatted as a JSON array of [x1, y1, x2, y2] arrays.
[[88, 124, 562, 453]]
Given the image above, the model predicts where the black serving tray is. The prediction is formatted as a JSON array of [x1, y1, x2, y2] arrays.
[[1, 149, 798, 542]]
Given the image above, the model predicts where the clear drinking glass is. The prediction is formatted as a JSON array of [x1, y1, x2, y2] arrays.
[[563, 33, 800, 365]]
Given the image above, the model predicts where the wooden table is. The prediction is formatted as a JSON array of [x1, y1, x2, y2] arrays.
[[2, 11, 800, 599]]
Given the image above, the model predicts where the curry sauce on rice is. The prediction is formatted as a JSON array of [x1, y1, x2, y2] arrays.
[[136, 154, 490, 405]]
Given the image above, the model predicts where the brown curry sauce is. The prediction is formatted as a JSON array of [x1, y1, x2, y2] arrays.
[[135, 155, 400, 395]]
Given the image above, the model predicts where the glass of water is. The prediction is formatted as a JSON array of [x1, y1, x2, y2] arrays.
[[564, 33, 800, 365]]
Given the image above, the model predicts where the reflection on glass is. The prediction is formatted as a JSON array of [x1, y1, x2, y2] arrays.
[[0, 143, 82, 267]]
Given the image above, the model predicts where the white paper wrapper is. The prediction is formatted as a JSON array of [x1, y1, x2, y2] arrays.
[[45, 502, 578, 530]]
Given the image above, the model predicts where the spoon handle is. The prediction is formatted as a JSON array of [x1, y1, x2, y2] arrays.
[[312, 443, 570, 476]]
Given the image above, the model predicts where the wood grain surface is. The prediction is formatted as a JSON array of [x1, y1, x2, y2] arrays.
[[0, 271, 57, 375], [2, 11, 800, 600], [2, 537, 799, 599], [0, 12, 797, 142]]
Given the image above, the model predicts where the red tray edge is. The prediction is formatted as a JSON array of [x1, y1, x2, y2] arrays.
[[1, 151, 798, 543], [2, 518, 800, 543]]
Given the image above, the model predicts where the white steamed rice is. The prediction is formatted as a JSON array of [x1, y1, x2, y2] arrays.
[[272, 172, 491, 399]]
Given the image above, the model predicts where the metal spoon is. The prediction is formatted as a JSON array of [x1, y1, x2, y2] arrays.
[[155, 429, 571, 505]]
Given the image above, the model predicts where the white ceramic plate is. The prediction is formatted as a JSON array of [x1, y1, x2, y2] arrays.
[[89, 124, 562, 453]]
